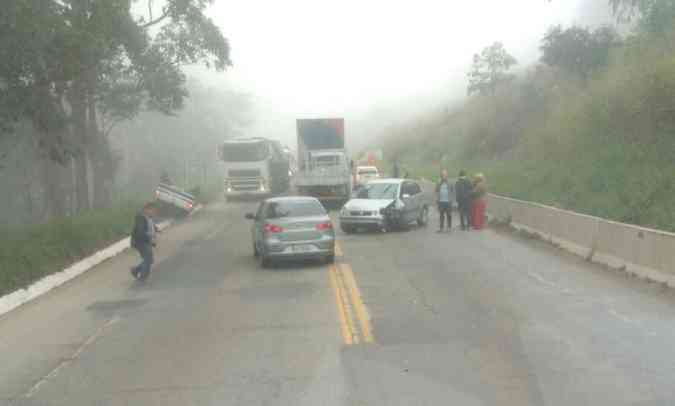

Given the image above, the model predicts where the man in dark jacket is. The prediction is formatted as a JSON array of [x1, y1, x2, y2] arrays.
[[436, 169, 452, 232], [130, 203, 158, 281], [455, 170, 473, 230]]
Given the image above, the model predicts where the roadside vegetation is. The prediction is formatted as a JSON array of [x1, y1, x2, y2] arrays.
[[379, 0, 675, 232], [0, 1, 234, 295], [0, 203, 139, 296]]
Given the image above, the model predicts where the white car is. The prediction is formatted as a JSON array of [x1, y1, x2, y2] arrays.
[[339, 179, 431, 233], [355, 166, 380, 187]]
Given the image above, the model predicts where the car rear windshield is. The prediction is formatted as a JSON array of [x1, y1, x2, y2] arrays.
[[357, 183, 398, 200], [265, 200, 326, 218]]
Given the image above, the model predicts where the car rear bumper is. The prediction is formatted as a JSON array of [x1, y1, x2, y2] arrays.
[[263, 238, 335, 260], [265, 246, 334, 260], [266, 250, 333, 261]]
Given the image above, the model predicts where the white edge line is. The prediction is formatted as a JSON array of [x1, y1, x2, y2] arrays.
[[0, 219, 174, 318]]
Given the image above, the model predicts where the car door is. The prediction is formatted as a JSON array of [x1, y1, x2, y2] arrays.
[[400, 182, 418, 224], [409, 181, 423, 220], [253, 202, 266, 251]]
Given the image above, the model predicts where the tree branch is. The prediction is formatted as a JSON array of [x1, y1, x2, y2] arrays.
[[141, 6, 169, 29]]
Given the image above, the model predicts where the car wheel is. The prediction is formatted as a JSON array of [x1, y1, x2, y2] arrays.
[[341, 224, 354, 234], [418, 206, 429, 227], [325, 254, 335, 264], [253, 241, 259, 257]]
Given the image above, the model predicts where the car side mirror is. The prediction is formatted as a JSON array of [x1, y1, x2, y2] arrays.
[[245, 213, 256, 220]]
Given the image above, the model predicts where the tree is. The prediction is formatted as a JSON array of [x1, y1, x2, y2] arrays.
[[609, 0, 675, 34], [540, 25, 621, 81], [0, 1, 75, 216], [467, 42, 518, 96], [0, 0, 231, 213]]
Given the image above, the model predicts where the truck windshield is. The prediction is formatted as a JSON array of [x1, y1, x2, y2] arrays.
[[221, 142, 268, 162], [357, 183, 399, 200]]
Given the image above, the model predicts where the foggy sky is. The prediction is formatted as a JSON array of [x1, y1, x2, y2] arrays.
[[185, 0, 607, 148]]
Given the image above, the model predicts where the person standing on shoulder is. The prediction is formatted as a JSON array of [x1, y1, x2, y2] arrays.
[[455, 170, 473, 231], [470, 173, 488, 230], [435, 169, 453, 232], [131, 203, 159, 281]]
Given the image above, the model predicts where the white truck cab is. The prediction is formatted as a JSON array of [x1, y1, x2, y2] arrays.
[[355, 165, 380, 187], [219, 138, 290, 199]]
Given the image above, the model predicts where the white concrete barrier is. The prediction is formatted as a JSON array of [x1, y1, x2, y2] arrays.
[[488, 194, 675, 287]]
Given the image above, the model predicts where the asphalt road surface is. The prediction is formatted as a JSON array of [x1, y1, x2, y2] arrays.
[[2, 201, 675, 405]]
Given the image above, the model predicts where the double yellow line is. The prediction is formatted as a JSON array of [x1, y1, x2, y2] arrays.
[[329, 242, 375, 345]]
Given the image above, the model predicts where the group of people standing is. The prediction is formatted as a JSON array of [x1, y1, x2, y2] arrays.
[[435, 169, 487, 232]]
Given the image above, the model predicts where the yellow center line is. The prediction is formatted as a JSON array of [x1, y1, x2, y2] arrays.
[[339, 263, 376, 344], [328, 264, 356, 345], [336, 267, 361, 345]]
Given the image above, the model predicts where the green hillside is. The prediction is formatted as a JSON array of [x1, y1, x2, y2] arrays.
[[379, 6, 675, 232]]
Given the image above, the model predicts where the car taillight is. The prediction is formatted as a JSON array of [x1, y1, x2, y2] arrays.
[[316, 222, 333, 231], [264, 224, 284, 233]]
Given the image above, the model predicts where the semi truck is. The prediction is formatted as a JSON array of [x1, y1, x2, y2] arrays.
[[219, 137, 290, 199], [294, 118, 352, 203]]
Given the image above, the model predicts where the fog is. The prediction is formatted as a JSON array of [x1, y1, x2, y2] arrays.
[[0, 0, 617, 227], [187, 0, 610, 151]]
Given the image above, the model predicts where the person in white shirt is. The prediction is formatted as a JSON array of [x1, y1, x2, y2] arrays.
[[435, 169, 453, 232]]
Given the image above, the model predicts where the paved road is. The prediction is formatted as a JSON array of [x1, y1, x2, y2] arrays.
[[2, 201, 675, 405]]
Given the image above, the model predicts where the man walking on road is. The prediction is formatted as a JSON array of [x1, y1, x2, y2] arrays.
[[455, 170, 473, 231], [436, 169, 452, 232], [131, 203, 158, 281]]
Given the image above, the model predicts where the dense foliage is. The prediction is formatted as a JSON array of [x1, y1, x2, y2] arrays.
[[379, 4, 675, 232], [0, 0, 230, 216]]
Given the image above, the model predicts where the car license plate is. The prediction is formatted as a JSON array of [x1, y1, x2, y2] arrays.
[[292, 244, 314, 253]]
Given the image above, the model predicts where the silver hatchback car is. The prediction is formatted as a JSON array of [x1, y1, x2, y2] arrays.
[[246, 197, 336, 267]]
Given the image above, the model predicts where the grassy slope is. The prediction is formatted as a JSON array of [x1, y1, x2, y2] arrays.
[[0, 204, 139, 296], [379, 31, 675, 232]]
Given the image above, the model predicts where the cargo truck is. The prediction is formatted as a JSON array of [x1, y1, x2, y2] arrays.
[[219, 137, 290, 199], [294, 118, 352, 203]]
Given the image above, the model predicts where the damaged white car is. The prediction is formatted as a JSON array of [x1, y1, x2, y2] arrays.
[[339, 179, 431, 233]]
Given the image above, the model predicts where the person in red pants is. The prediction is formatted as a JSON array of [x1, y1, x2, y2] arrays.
[[470, 173, 487, 230]]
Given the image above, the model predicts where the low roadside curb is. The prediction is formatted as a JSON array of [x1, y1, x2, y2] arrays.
[[0, 204, 203, 318]]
